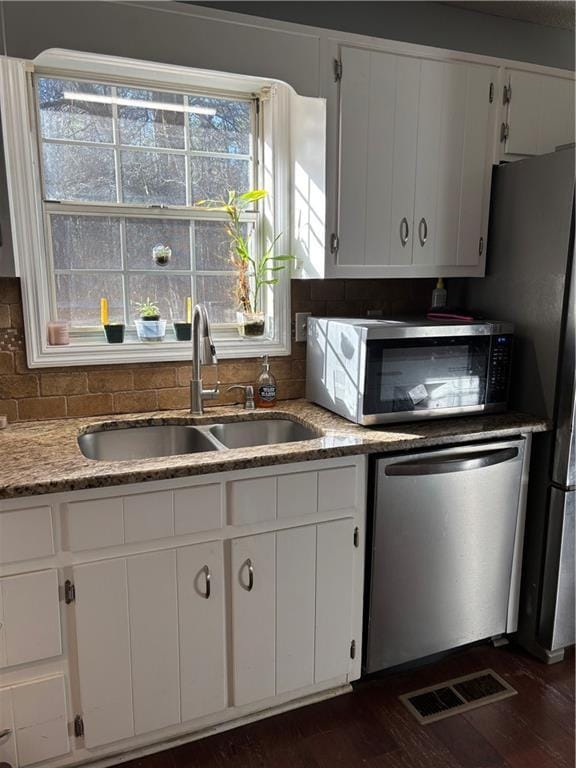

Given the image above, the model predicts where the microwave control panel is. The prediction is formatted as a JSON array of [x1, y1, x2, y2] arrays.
[[487, 335, 513, 403]]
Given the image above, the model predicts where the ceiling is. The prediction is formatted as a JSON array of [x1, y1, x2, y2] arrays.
[[440, 1, 575, 30]]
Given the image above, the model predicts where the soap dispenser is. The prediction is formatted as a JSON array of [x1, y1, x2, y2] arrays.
[[431, 278, 447, 309], [255, 355, 277, 408]]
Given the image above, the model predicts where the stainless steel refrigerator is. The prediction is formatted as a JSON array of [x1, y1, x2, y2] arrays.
[[466, 146, 575, 662]]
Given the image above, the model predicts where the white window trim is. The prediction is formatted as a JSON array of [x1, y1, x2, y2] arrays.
[[0, 49, 295, 367]]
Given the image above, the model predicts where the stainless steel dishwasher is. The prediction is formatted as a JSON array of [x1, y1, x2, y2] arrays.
[[365, 437, 529, 672]]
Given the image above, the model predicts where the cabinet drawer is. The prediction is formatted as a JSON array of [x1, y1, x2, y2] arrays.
[[66, 484, 223, 551], [0, 570, 62, 668], [277, 472, 318, 520], [0, 506, 54, 564], [0, 675, 70, 767], [228, 477, 276, 525], [66, 497, 124, 551], [318, 466, 357, 512], [174, 484, 222, 535]]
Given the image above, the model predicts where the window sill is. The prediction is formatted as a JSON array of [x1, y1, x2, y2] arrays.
[[29, 335, 290, 368]]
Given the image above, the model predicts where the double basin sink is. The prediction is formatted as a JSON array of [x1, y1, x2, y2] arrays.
[[78, 418, 320, 462]]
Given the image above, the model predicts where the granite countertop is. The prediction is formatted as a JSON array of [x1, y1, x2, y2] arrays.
[[0, 399, 549, 500]]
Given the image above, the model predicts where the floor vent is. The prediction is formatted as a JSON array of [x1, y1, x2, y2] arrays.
[[400, 669, 517, 725]]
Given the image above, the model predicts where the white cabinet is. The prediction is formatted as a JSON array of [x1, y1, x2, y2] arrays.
[[503, 69, 575, 157], [0, 569, 61, 668], [328, 45, 497, 277], [74, 541, 226, 748], [231, 519, 355, 707], [177, 542, 227, 722], [0, 676, 69, 767], [7, 457, 365, 761], [74, 519, 358, 747], [230, 532, 276, 706]]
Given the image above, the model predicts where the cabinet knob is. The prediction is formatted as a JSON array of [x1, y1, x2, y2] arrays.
[[0, 729, 12, 742], [418, 217, 428, 246], [400, 217, 409, 247]]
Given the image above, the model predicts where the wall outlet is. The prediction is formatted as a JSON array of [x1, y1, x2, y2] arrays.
[[294, 311, 311, 343]]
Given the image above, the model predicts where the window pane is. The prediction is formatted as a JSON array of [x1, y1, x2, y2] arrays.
[[125, 218, 191, 270], [190, 157, 251, 203], [37, 77, 113, 143], [121, 151, 186, 205], [196, 275, 237, 324], [118, 88, 185, 150], [195, 220, 253, 271], [56, 273, 124, 326], [51, 215, 121, 270], [188, 96, 251, 154], [128, 274, 191, 322], [43, 144, 116, 202]]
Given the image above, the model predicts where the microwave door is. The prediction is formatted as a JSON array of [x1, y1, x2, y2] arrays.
[[363, 336, 491, 419]]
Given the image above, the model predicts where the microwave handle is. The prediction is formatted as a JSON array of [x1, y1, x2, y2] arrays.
[[385, 447, 518, 476]]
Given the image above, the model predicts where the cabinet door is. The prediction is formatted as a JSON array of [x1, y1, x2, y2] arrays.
[[177, 542, 227, 721], [413, 60, 496, 269], [505, 69, 575, 156], [231, 521, 356, 703], [0, 570, 61, 668], [337, 46, 419, 268], [127, 551, 180, 735], [230, 533, 276, 706], [276, 526, 316, 694], [74, 558, 134, 748], [315, 519, 354, 683], [0, 676, 70, 768]]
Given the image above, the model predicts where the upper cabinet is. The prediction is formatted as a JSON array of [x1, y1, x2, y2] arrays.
[[502, 68, 575, 158], [326, 45, 498, 278]]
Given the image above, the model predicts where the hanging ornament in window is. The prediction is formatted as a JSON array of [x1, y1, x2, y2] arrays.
[[152, 244, 172, 266]]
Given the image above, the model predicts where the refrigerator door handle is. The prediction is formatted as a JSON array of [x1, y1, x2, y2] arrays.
[[385, 447, 519, 476]]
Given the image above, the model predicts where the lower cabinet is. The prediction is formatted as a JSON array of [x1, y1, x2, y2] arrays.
[[73, 543, 227, 748], [231, 520, 354, 706], [0, 570, 61, 669], [73, 519, 356, 749], [0, 676, 69, 767]]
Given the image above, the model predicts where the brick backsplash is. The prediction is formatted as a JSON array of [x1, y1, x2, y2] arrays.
[[0, 277, 436, 423]]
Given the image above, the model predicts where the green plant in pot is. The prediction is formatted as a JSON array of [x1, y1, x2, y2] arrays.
[[134, 298, 167, 342], [196, 190, 295, 337]]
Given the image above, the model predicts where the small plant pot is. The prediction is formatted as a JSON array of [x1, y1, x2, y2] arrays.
[[103, 324, 125, 344], [237, 311, 266, 338], [135, 319, 166, 342], [174, 322, 192, 341]]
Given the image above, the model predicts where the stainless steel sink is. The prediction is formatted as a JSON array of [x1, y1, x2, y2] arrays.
[[207, 419, 319, 449], [78, 425, 222, 461], [78, 418, 320, 461]]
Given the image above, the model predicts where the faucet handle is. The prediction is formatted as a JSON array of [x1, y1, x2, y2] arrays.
[[226, 384, 255, 410]]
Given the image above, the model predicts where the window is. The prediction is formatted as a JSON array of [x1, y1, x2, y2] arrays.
[[37, 76, 258, 331], [0, 49, 325, 367]]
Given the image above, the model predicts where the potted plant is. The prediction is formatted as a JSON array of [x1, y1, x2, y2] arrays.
[[134, 298, 167, 342], [196, 190, 295, 337]]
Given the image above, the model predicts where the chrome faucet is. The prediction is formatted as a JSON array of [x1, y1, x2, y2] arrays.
[[190, 303, 219, 415]]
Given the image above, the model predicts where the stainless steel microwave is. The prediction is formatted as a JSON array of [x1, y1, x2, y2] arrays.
[[306, 318, 514, 425]]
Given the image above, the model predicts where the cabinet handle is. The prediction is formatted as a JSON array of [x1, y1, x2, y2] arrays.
[[0, 729, 12, 742], [400, 217, 409, 247], [202, 565, 211, 599], [242, 558, 254, 591], [418, 217, 428, 246]]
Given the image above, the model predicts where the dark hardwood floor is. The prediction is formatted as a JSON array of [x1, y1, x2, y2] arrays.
[[120, 644, 575, 768]]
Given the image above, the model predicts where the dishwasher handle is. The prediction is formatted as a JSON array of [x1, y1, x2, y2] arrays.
[[385, 447, 519, 476]]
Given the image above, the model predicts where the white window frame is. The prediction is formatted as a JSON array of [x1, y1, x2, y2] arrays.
[[0, 49, 294, 367]]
